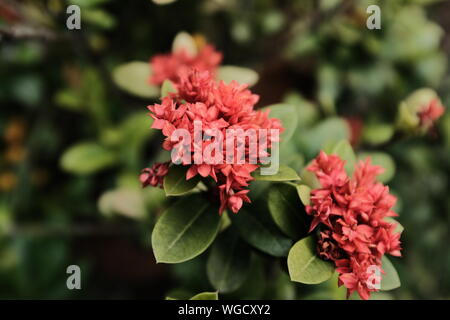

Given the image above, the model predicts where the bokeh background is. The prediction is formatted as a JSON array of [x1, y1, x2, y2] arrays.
[[1, 0, 450, 299]]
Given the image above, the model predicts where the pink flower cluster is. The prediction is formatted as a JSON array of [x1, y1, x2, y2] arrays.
[[306, 151, 402, 300], [149, 45, 222, 86], [143, 69, 283, 214]]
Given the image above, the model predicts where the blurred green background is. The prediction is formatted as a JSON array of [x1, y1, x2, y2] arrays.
[[1, 0, 450, 299]]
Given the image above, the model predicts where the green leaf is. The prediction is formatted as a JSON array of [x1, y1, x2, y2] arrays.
[[82, 9, 116, 29], [362, 123, 394, 146], [161, 79, 176, 98], [263, 265, 296, 300], [283, 92, 319, 128], [165, 289, 194, 300], [317, 64, 340, 115], [117, 111, 155, 164], [327, 139, 356, 175], [207, 228, 251, 293], [164, 165, 200, 196], [166, 291, 219, 300], [381, 256, 401, 291], [225, 255, 266, 299], [299, 117, 350, 156], [190, 292, 219, 300], [151, 194, 221, 263], [268, 183, 309, 239], [217, 66, 259, 86], [357, 152, 396, 183], [172, 32, 197, 56], [252, 164, 300, 182], [396, 102, 420, 132], [98, 188, 146, 220], [384, 217, 404, 233], [287, 236, 334, 284], [396, 88, 439, 132], [60, 142, 117, 175], [296, 184, 311, 206], [54, 89, 83, 111], [69, 0, 111, 8], [300, 167, 321, 189], [153, 0, 177, 5], [231, 209, 292, 257], [112, 61, 159, 98], [262, 104, 298, 144]]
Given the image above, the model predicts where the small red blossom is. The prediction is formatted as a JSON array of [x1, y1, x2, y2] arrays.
[[145, 69, 283, 214], [418, 98, 445, 128], [305, 151, 402, 300], [140, 162, 170, 188], [149, 45, 222, 86]]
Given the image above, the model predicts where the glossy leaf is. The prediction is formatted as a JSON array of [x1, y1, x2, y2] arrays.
[[225, 255, 266, 299], [381, 256, 401, 291], [164, 165, 200, 196], [262, 103, 298, 144], [268, 183, 309, 239], [69, 0, 111, 7], [153, 0, 177, 5], [151, 194, 221, 263], [300, 167, 321, 190], [252, 164, 300, 182], [296, 184, 311, 206], [166, 291, 219, 300], [98, 188, 146, 219], [299, 117, 350, 156], [217, 66, 259, 86], [288, 236, 334, 284], [172, 32, 197, 56], [207, 228, 251, 293], [190, 292, 219, 300], [317, 64, 340, 114], [328, 139, 356, 175], [60, 142, 117, 175], [283, 92, 319, 128], [112, 61, 159, 98], [161, 79, 176, 98], [362, 123, 394, 146], [231, 209, 292, 257], [384, 217, 404, 233]]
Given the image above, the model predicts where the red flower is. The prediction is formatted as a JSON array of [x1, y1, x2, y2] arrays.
[[145, 69, 283, 214], [149, 45, 222, 86], [140, 162, 170, 188], [418, 98, 445, 128], [305, 151, 402, 300]]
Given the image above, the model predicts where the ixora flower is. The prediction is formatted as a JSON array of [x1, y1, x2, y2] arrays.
[[397, 88, 445, 133], [149, 41, 222, 86], [141, 69, 283, 214], [418, 98, 445, 128], [140, 162, 170, 188], [306, 151, 402, 300]]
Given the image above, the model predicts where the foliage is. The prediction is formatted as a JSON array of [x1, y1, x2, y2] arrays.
[[1, 0, 449, 300]]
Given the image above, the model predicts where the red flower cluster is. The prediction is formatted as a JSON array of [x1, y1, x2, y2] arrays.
[[143, 69, 283, 214], [140, 162, 170, 188], [306, 151, 402, 300], [418, 98, 445, 128], [149, 45, 222, 85]]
